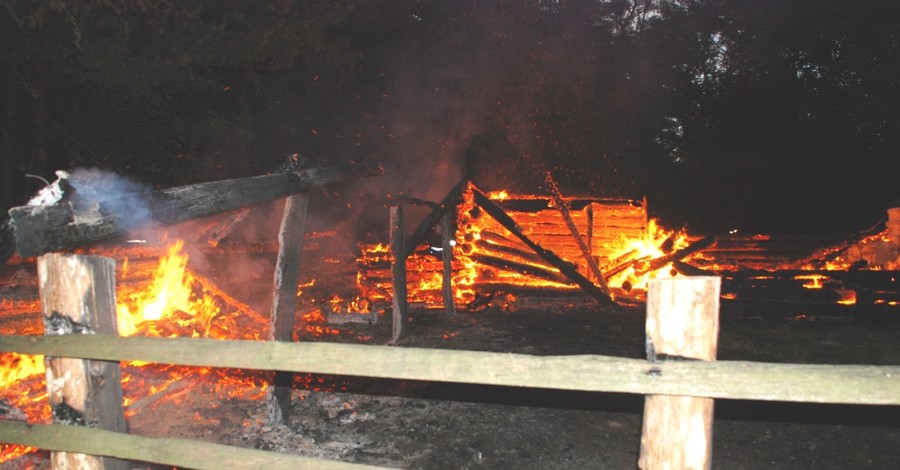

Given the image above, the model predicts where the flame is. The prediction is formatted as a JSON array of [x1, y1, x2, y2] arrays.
[[116, 240, 220, 338], [604, 219, 689, 292], [356, 184, 696, 307], [0, 353, 43, 387], [796, 274, 826, 289]]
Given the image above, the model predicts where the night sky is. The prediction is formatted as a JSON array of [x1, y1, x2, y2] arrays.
[[1, 1, 898, 236]]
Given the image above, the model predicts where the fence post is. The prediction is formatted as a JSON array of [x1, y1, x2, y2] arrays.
[[266, 193, 310, 426], [639, 276, 720, 470], [441, 212, 457, 315], [390, 206, 409, 341], [37, 253, 129, 470]]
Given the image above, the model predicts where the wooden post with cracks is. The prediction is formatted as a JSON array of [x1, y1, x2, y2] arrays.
[[639, 276, 720, 470], [265, 194, 310, 426], [390, 206, 409, 341], [37, 253, 129, 470]]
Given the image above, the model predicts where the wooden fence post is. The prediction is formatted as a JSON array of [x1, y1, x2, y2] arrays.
[[639, 276, 720, 470], [441, 212, 457, 315], [37, 253, 129, 470], [390, 206, 409, 341], [266, 194, 310, 426]]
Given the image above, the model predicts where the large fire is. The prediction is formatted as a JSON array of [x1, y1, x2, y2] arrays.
[[1, 239, 269, 463], [356, 183, 691, 308]]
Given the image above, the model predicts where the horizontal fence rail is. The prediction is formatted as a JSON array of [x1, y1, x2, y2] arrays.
[[0, 420, 383, 470], [2, 334, 899, 405]]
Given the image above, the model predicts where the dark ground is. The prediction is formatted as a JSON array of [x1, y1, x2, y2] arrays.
[[2, 252, 900, 469]]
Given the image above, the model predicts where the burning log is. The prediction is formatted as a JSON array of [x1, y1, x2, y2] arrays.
[[469, 253, 570, 284], [3, 162, 382, 262], [546, 173, 610, 294], [632, 235, 716, 277], [471, 187, 614, 304]]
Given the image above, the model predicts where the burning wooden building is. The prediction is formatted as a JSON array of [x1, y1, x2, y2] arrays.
[[356, 181, 703, 310]]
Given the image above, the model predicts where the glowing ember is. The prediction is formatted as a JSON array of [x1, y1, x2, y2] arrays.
[[796, 274, 826, 289]]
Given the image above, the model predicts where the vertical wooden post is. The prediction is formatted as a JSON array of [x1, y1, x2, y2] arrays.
[[441, 212, 457, 315], [37, 253, 129, 470], [266, 194, 309, 426], [390, 206, 409, 341], [639, 276, 720, 470]]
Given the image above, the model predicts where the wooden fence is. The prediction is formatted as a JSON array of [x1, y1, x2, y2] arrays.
[[1, 255, 899, 469]]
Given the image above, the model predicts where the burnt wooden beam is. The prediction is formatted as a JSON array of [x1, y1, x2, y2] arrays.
[[441, 213, 457, 315], [402, 178, 467, 257], [391, 206, 409, 342], [265, 193, 310, 426], [471, 187, 614, 305], [633, 235, 716, 277], [207, 154, 308, 247], [388, 193, 442, 210], [469, 253, 572, 285], [546, 172, 610, 294], [5, 162, 382, 261]]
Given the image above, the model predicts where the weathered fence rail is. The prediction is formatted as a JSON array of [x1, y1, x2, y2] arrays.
[[2, 335, 899, 405]]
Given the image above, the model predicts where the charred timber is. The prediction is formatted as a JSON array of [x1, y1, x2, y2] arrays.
[[546, 173, 610, 294], [402, 179, 467, 258], [471, 187, 614, 305], [4, 162, 382, 260], [633, 236, 716, 277]]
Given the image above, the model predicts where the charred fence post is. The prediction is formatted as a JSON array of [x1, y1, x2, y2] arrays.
[[37, 253, 129, 470], [265, 193, 310, 426], [390, 206, 409, 341], [441, 212, 457, 315], [639, 276, 720, 470]]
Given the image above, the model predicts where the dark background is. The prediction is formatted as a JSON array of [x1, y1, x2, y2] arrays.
[[1, 0, 898, 236]]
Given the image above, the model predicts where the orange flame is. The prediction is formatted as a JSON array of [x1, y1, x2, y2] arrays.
[[116, 240, 219, 338]]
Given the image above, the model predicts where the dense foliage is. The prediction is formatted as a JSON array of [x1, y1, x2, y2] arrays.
[[2, 0, 897, 233]]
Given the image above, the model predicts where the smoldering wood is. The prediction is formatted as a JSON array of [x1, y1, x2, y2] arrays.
[[402, 179, 467, 258], [266, 194, 310, 426], [37, 253, 129, 470], [5, 162, 382, 260], [389, 193, 442, 210], [471, 187, 614, 305], [205, 154, 309, 247]]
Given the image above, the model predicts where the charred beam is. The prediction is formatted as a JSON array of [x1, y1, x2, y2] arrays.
[[471, 187, 614, 305], [546, 173, 610, 294], [633, 236, 716, 277], [5, 162, 382, 260], [402, 178, 467, 258]]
